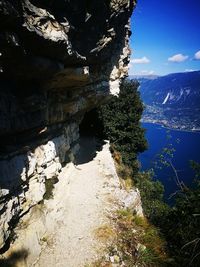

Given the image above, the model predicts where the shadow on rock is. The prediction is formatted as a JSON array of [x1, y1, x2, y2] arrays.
[[75, 136, 105, 165], [0, 249, 28, 267]]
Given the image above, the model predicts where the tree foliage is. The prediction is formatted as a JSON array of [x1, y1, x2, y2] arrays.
[[98, 80, 148, 168]]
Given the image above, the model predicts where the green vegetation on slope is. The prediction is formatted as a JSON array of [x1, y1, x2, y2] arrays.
[[135, 167, 200, 267], [97, 80, 169, 266]]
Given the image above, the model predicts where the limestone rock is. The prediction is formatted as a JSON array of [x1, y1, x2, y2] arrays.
[[0, 0, 136, 250], [123, 189, 144, 216]]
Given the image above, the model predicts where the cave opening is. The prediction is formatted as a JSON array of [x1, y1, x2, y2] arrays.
[[79, 108, 104, 138], [76, 108, 105, 164]]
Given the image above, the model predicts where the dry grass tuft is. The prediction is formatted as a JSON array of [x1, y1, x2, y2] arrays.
[[94, 225, 116, 242]]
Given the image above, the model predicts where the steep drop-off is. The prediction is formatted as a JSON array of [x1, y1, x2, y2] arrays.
[[0, 0, 136, 254]]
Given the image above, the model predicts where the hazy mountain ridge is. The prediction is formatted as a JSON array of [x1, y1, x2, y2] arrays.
[[131, 71, 200, 131]]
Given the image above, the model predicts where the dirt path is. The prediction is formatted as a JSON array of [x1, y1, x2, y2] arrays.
[[35, 137, 121, 267], [1, 137, 142, 267]]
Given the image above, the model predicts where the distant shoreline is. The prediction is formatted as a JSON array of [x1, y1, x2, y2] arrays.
[[141, 121, 200, 134]]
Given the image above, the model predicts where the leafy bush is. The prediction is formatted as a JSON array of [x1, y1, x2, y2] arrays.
[[136, 166, 200, 266], [134, 171, 170, 226], [161, 174, 200, 266]]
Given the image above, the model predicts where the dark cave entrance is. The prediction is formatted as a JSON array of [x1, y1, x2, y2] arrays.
[[76, 108, 105, 164], [79, 108, 104, 138]]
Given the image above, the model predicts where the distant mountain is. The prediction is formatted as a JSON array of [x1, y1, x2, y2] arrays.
[[137, 71, 200, 108], [129, 74, 159, 80], [131, 71, 200, 131]]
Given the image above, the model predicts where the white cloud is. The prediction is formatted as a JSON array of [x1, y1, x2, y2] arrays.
[[128, 62, 133, 69], [185, 69, 194, 72], [168, 53, 188, 62], [131, 70, 155, 76], [130, 56, 150, 64], [194, 50, 200, 60], [141, 70, 155, 75]]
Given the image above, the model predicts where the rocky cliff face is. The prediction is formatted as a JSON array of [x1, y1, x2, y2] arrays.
[[0, 0, 135, 250]]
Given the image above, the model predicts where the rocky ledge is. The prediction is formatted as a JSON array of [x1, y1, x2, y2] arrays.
[[0, 0, 136, 250]]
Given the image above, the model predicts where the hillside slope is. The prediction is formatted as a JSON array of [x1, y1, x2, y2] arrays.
[[134, 71, 200, 131]]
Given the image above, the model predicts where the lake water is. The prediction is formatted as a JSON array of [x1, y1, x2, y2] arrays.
[[139, 122, 200, 202]]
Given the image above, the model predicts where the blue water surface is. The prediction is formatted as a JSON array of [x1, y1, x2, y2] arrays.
[[139, 123, 200, 202]]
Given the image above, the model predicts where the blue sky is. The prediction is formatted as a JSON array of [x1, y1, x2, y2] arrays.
[[129, 0, 200, 76]]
